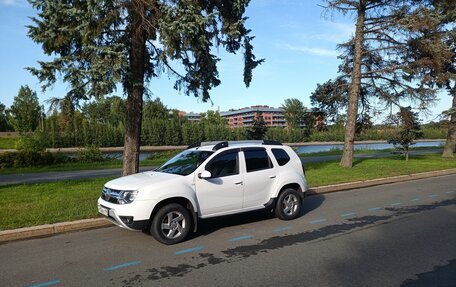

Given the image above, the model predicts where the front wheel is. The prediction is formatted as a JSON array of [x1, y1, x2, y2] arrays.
[[275, 188, 302, 220], [150, 203, 191, 245]]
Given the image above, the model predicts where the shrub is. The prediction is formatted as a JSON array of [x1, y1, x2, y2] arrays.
[[0, 151, 61, 169], [422, 128, 446, 139], [0, 152, 16, 168], [75, 146, 105, 163], [15, 133, 48, 152], [310, 129, 344, 142]]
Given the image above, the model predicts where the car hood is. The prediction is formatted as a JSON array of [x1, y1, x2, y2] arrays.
[[104, 171, 183, 191]]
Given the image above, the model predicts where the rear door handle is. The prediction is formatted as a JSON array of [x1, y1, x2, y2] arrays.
[[269, 175, 276, 179], [234, 181, 243, 185]]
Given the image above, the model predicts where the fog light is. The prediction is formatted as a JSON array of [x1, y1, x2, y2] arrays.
[[120, 216, 134, 225]]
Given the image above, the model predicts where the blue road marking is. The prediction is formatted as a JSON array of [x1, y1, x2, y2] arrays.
[[104, 261, 141, 271], [391, 202, 402, 206], [428, 194, 438, 198], [310, 218, 327, 224], [26, 280, 61, 287], [411, 198, 420, 202], [272, 226, 291, 233], [340, 212, 356, 218], [175, 246, 204, 255], [445, 191, 454, 194], [368, 207, 381, 212], [229, 235, 254, 242]]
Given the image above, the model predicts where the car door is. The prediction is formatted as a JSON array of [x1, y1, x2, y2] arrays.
[[195, 150, 244, 217], [242, 148, 278, 208]]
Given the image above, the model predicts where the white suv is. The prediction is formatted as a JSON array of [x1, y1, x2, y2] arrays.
[[98, 140, 307, 244]]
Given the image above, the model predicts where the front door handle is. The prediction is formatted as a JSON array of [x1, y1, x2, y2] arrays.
[[269, 175, 276, 179], [234, 181, 243, 185]]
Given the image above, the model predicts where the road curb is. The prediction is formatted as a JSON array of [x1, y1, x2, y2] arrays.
[[1, 168, 455, 244], [0, 218, 112, 243]]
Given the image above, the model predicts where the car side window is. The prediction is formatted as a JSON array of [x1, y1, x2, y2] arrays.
[[205, 152, 239, 178], [271, 148, 291, 166], [244, 149, 272, 172]]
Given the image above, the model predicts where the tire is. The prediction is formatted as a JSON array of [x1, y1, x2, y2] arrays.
[[274, 188, 302, 220], [150, 203, 192, 245]]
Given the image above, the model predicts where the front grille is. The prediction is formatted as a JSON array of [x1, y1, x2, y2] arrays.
[[101, 187, 122, 204]]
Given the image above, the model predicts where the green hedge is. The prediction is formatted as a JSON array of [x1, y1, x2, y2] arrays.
[[18, 115, 448, 148], [0, 147, 109, 169], [0, 151, 65, 168]]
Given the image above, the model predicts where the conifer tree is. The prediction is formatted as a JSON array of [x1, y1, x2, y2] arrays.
[[281, 98, 306, 129], [323, 0, 436, 167], [247, 112, 267, 140], [28, 0, 263, 175], [7, 85, 41, 133], [388, 106, 423, 161], [402, 0, 455, 157]]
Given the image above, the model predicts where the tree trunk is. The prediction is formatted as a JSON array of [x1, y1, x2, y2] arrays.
[[122, 3, 146, 176], [442, 87, 456, 158], [340, 0, 365, 168]]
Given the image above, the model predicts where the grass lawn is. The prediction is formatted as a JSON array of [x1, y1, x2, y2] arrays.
[[305, 154, 455, 187], [0, 154, 455, 230], [0, 137, 19, 149], [0, 177, 114, 231]]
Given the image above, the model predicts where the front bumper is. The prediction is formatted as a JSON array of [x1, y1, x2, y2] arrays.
[[98, 204, 148, 231], [97, 197, 154, 231]]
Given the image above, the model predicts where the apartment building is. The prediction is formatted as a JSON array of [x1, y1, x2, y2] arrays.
[[182, 106, 292, 127], [220, 105, 288, 127], [180, 105, 322, 128], [183, 112, 201, 122]]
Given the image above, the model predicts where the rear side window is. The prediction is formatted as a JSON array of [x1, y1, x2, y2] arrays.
[[206, 152, 239, 178], [244, 149, 272, 172], [272, 148, 291, 166]]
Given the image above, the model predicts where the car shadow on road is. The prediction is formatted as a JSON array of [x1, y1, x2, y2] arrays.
[[191, 194, 325, 240], [300, 194, 325, 216]]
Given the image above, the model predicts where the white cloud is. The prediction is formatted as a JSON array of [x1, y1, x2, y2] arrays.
[[281, 43, 339, 57], [297, 21, 355, 43], [326, 21, 355, 36]]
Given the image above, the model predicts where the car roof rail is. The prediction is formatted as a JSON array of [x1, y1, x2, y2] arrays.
[[187, 142, 201, 149], [212, 141, 229, 151], [262, 140, 282, 145], [188, 140, 282, 150]]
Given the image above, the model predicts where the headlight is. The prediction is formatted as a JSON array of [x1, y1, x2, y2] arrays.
[[101, 187, 138, 204], [118, 190, 139, 204]]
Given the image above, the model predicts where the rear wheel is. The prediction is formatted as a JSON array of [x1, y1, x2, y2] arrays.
[[150, 203, 191, 245], [275, 188, 302, 220]]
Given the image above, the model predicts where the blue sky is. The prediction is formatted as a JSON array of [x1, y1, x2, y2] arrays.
[[0, 0, 450, 121]]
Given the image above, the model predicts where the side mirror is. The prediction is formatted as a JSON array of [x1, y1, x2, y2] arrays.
[[199, 170, 212, 179]]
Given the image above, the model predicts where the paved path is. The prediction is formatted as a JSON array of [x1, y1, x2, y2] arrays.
[[0, 149, 441, 186], [1, 175, 455, 287], [0, 166, 156, 186]]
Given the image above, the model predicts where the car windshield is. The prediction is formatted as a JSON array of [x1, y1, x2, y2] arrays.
[[155, 150, 213, 176]]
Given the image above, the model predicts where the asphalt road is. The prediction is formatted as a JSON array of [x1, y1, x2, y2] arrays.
[[1, 175, 455, 287], [0, 150, 440, 186]]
